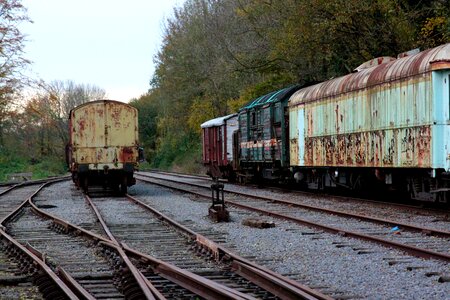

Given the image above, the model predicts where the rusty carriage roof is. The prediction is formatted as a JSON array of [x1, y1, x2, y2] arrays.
[[68, 99, 136, 118], [290, 43, 450, 106], [240, 85, 301, 112]]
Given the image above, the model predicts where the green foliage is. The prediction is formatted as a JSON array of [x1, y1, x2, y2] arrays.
[[151, 130, 201, 170], [0, 154, 27, 182], [28, 157, 67, 179], [187, 98, 215, 134], [107, 0, 450, 174], [0, 153, 66, 182], [137, 160, 153, 171]]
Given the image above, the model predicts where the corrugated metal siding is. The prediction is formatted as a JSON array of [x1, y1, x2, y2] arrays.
[[290, 43, 450, 106], [291, 75, 434, 168], [202, 114, 238, 167], [289, 43, 450, 169]]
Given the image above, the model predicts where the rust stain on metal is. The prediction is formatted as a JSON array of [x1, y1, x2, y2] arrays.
[[290, 44, 450, 106], [69, 100, 138, 167], [303, 126, 431, 168]]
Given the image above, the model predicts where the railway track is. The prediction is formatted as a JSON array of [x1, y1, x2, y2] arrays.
[[84, 193, 325, 299], [135, 172, 450, 263], [128, 177, 449, 299], [35, 179, 327, 299], [3, 180, 247, 299], [7, 207, 126, 299], [3, 175, 448, 299], [1, 183, 47, 222], [3, 177, 327, 299], [145, 170, 450, 217], [3, 179, 243, 299], [0, 178, 80, 299], [0, 236, 44, 299]]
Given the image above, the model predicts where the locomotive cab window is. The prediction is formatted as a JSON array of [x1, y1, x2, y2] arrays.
[[274, 103, 281, 123]]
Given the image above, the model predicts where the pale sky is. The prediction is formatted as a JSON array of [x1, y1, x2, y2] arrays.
[[21, 0, 184, 102]]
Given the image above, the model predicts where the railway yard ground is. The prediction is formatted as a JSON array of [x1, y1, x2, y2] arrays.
[[0, 172, 448, 299]]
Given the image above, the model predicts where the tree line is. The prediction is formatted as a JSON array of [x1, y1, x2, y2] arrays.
[[0, 1, 106, 180], [131, 0, 449, 172], [0, 0, 449, 180]]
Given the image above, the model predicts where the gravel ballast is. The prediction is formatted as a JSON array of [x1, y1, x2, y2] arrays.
[[33, 179, 449, 299], [128, 182, 450, 300]]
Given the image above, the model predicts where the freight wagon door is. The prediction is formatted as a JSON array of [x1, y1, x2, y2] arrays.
[[289, 106, 305, 166], [105, 102, 138, 163], [72, 102, 107, 164]]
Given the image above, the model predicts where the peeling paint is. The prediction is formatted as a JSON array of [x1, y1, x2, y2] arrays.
[[69, 100, 139, 170]]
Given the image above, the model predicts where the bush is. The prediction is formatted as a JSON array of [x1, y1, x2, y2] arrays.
[[151, 131, 204, 174], [29, 157, 67, 179], [0, 153, 67, 182]]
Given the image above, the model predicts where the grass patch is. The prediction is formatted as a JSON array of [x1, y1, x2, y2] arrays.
[[0, 154, 67, 182]]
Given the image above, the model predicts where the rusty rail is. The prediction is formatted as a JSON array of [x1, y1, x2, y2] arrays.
[[83, 194, 161, 299], [1, 177, 118, 299], [57, 267, 97, 300], [84, 194, 257, 300], [126, 194, 329, 300], [0, 178, 82, 299], [15, 177, 326, 299], [28, 196, 256, 300], [25, 242, 95, 300], [0, 183, 20, 196], [135, 174, 450, 263], [136, 173, 450, 238], [122, 244, 257, 300], [0, 228, 79, 299], [0, 177, 70, 225], [0, 175, 71, 196]]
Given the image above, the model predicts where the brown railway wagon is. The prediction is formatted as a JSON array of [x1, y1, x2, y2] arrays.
[[66, 100, 142, 193], [201, 114, 238, 180]]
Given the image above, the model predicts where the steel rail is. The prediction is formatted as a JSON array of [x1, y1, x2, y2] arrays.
[[84, 194, 255, 300], [57, 267, 97, 300], [0, 177, 70, 225], [138, 171, 449, 213], [25, 187, 258, 300], [121, 243, 257, 300], [25, 243, 95, 300], [29, 197, 255, 300], [126, 194, 329, 300], [0, 228, 79, 299], [0, 183, 20, 196], [0, 178, 81, 299], [135, 175, 450, 262], [2, 177, 115, 298], [0, 175, 72, 196], [136, 174, 450, 238], [83, 194, 162, 300]]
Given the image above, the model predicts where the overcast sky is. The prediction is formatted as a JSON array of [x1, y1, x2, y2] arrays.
[[21, 0, 184, 102]]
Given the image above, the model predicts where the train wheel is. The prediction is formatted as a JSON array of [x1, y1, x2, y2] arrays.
[[121, 176, 127, 194], [82, 176, 89, 194]]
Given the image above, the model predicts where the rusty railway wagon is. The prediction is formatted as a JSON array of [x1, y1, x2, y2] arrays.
[[67, 100, 141, 193], [238, 86, 300, 182], [202, 43, 450, 204], [201, 114, 238, 180]]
